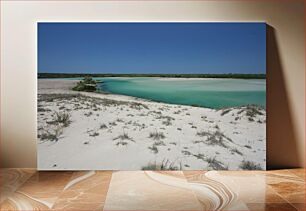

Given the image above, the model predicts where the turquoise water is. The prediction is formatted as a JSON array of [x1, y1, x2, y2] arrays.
[[94, 78, 266, 109]]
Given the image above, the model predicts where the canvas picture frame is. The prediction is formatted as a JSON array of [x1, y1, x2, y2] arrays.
[[37, 22, 266, 170]]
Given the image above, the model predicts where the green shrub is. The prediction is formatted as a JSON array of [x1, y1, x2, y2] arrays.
[[72, 77, 97, 92]]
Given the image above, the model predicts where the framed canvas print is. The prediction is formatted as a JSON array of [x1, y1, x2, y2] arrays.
[[37, 22, 266, 170]]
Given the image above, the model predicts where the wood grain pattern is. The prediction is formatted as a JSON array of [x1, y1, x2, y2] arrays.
[[0, 169, 304, 211]]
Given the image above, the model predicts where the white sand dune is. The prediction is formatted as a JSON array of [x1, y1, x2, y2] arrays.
[[37, 79, 266, 170]]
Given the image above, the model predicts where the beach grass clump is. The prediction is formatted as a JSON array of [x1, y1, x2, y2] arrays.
[[141, 163, 160, 170], [38, 126, 63, 142], [205, 157, 228, 170], [89, 131, 99, 137], [53, 111, 71, 127], [113, 132, 133, 142], [141, 159, 181, 170], [206, 131, 228, 148], [221, 109, 231, 116], [181, 150, 192, 156], [193, 153, 205, 160], [173, 110, 181, 114], [239, 160, 262, 170], [157, 115, 175, 126], [157, 115, 175, 121], [148, 140, 165, 154], [149, 131, 165, 140], [197, 130, 232, 148], [193, 140, 205, 144], [132, 122, 146, 130], [248, 117, 254, 122], [153, 111, 162, 115], [154, 140, 166, 146], [148, 145, 159, 154], [100, 124, 108, 129], [84, 112, 93, 117], [244, 145, 252, 149], [116, 141, 128, 146], [162, 119, 172, 126], [37, 107, 51, 112], [129, 103, 149, 110], [237, 105, 265, 118], [245, 105, 264, 117], [116, 118, 124, 123], [230, 148, 243, 156], [109, 121, 117, 126], [196, 131, 211, 137]]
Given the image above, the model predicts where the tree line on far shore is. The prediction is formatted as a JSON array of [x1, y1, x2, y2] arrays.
[[38, 73, 266, 79]]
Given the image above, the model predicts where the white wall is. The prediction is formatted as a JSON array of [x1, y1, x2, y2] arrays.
[[1, 0, 304, 168]]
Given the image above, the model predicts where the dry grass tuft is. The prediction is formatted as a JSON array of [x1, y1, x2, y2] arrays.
[[149, 131, 166, 140], [141, 159, 181, 170], [239, 160, 262, 170]]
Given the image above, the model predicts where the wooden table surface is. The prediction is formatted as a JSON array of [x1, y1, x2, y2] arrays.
[[0, 169, 304, 210]]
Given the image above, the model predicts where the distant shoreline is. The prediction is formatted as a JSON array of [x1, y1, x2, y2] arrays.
[[38, 73, 266, 79]]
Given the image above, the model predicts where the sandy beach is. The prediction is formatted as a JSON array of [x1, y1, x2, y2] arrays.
[[37, 79, 266, 170]]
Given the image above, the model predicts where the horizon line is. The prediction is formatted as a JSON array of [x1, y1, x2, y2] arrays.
[[38, 72, 266, 75]]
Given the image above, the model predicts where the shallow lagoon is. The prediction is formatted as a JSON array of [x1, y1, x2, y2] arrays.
[[96, 78, 266, 109]]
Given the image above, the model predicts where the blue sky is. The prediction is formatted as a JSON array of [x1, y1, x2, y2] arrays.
[[38, 23, 266, 74]]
